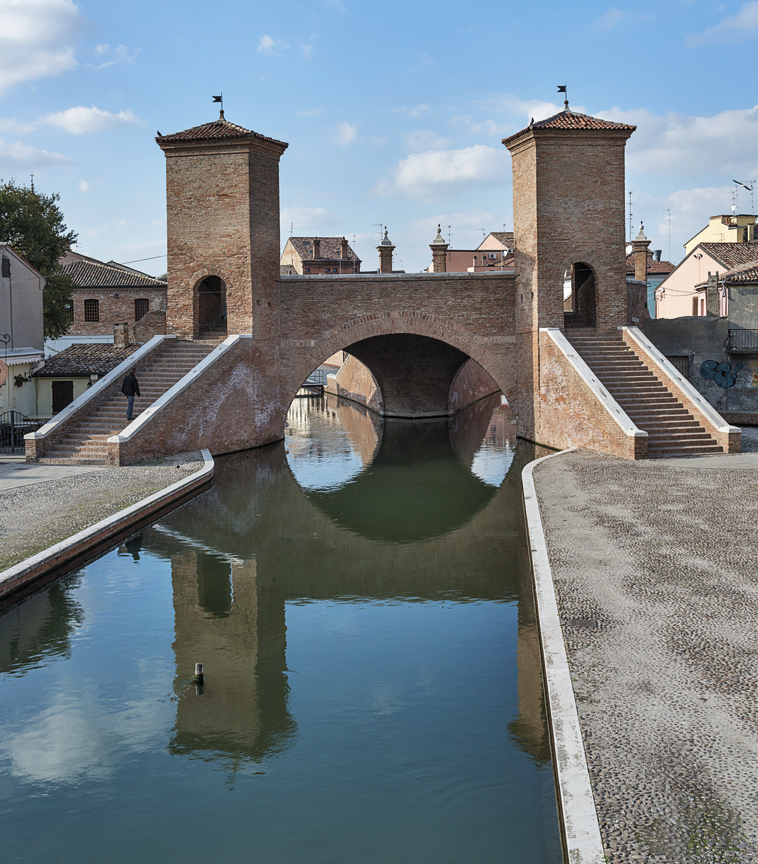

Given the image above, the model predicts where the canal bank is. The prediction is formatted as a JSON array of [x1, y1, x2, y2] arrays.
[[0, 452, 211, 604], [529, 447, 758, 863]]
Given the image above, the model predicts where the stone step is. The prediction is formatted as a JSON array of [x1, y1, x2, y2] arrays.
[[646, 444, 723, 458]]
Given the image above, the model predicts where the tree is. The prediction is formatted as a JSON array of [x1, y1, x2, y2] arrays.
[[0, 179, 78, 339]]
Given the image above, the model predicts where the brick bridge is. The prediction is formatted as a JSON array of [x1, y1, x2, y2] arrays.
[[26, 107, 740, 464]]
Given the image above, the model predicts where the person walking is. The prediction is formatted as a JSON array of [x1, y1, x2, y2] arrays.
[[121, 368, 140, 422]]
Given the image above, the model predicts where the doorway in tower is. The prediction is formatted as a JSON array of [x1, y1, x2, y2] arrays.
[[197, 275, 227, 338]]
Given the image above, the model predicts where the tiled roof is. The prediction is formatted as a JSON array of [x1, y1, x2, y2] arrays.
[[726, 264, 758, 283], [287, 237, 361, 262], [484, 231, 514, 247], [34, 343, 139, 378], [625, 253, 675, 275], [61, 257, 167, 289], [700, 241, 758, 269], [503, 110, 636, 146], [156, 113, 287, 148], [280, 264, 298, 275]]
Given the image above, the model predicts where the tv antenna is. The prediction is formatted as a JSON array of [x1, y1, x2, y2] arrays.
[[662, 208, 672, 262], [733, 179, 756, 215], [628, 191, 633, 242], [372, 223, 383, 241]]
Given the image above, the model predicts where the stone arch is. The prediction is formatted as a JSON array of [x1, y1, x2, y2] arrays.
[[280, 310, 516, 423], [562, 259, 598, 329], [189, 266, 237, 339]]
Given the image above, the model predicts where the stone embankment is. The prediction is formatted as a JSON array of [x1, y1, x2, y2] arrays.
[[0, 452, 211, 606], [530, 437, 758, 863]]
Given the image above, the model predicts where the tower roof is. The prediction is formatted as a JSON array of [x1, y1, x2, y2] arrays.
[[156, 111, 287, 148], [430, 225, 448, 247], [378, 228, 394, 247], [503, 109, 636, 148]]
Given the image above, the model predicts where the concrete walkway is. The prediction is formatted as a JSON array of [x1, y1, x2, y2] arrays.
[[532, 449, 758, 863], [0, 453, 205, 573]]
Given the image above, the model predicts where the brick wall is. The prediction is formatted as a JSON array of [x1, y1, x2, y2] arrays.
[[69, 287, 166, 336], [534, 330, 645, 458]]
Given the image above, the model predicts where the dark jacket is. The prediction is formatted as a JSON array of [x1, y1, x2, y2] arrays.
[[121, 373, 140, 397]]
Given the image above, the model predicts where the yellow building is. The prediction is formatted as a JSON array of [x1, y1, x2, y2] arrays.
[[684, 214, 758, 256]]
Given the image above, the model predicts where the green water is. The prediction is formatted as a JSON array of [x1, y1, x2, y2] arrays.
[[0, 393, 562, 863]]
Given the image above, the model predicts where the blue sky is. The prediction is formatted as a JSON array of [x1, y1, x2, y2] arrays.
[[2, 0, 758, 274]]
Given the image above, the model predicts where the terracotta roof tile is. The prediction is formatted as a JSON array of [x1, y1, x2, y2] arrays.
[[156, 114, 287, 148], [34, 343, 139, 378], [625, 253, 675, 275], [700, 241, 758, 269], [503, 110, 636, 146], [62, 258, 167, 289], [287, 237, 361, 263]]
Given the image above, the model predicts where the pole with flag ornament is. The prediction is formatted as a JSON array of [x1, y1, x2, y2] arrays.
[[557, 85, 568, 111], [213, 93, 224, 119]]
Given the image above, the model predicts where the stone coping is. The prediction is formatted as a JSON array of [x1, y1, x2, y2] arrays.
[[25, 334, 175, 443], [522, 448, 606, 864], [542, 328, 647, 439], [108, 335, 249, 446], [622, 326, 740, 435], [279, 271, 515, 281], [0, 449, 214, 610]]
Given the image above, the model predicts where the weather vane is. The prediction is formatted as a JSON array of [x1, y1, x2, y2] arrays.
[[557, 85, 569, 111], [213, 93, 224, 118]]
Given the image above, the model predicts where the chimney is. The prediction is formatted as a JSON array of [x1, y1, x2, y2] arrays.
[[653, 250, 662, 262], [341, 237, 349, 259], [312, 237, 321, 259], [631, 222, 650, 284], [706, 271, 720, 317], [429, 225, 449, 273], [377, 227, 395, 274], [114, 322, 130, 349]]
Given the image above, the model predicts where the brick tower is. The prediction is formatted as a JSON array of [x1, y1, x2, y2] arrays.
[[157, 112, 288, 340], [429, 225, 448, 273], [503, 105, 635, 434]]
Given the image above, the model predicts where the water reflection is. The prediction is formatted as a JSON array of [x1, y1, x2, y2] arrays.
[[0, 579, 84, 675], [0, 393, 558, 863], [167, 552, 295, 764]]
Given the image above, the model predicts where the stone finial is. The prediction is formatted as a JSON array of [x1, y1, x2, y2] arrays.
[[377, 227, 395, 274], [430, 225, 449, 273], [631, 222, 651, 284]]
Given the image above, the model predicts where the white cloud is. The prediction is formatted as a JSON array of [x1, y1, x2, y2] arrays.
[[375, 145, 510, 200], [300, 44, 313, 59], [334, 121, 356, 146], [594, 7, 628, 29], [405, 129, 452, 151], [42, 106, 141, 134], [0, 0, 83, 93], [688, 1, 758, 44], [281, 205, 337, 233], [257, 34, 289, 54], [0, 138, 72, 169], [395, 104, 431, 119], [91, 43, 139, 70], [597, 104, 758, 177], [78, 179, 89, 192]]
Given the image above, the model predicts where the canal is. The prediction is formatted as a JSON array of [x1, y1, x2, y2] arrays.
[[0, 392, 561, 863]]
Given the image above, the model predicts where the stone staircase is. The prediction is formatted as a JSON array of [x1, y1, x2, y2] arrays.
[[567, 330, 723, 458], [38, 340, 214, 464]]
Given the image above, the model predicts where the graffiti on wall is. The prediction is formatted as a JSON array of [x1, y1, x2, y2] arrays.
[[700, 360, 743, 389]]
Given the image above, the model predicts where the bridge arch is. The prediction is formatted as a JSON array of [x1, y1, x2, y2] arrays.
[[281, 310, 516, 425]]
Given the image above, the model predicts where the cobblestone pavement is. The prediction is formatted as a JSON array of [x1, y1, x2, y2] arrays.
[[533, 448, 758, 863], [0, 453, 205, 573]]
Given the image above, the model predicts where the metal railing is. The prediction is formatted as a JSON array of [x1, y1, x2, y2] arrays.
[[727, 329, 758, 353], [0, 411, 44, 454]]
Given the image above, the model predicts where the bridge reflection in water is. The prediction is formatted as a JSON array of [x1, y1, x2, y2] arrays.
[[0, 393, 560, 863]]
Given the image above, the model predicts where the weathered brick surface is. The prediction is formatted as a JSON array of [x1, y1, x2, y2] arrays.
[[506, 124, 634, 447], [69, 287, 166, 336], [534, 331, 645, 459], [159, 136, 286, 340], [113, 339, 283, 464]]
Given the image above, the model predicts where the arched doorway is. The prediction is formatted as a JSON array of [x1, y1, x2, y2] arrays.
[[197, 275, 227, 338], [563, 262, 596, 329]]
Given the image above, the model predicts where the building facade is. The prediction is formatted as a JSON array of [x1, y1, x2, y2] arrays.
[[280, 236, 361, 275]]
